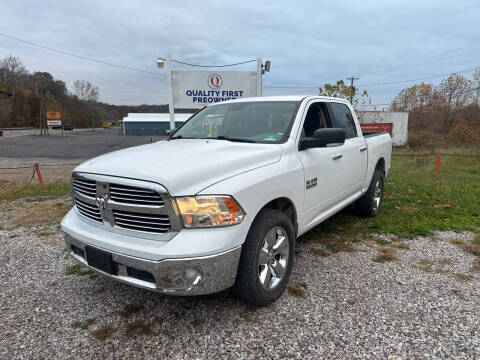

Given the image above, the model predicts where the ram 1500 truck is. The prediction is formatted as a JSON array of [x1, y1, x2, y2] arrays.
[[61, 96, 392, 306]]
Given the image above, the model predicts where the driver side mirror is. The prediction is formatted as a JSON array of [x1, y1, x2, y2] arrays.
[[299, 128, 345, 151]]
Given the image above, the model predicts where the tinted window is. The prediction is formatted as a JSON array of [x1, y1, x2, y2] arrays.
[[328, 103, 357, 139], [301, 102, 329, 138]]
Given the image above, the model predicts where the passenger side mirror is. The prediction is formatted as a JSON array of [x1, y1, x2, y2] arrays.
[[299, 128, 345, 150]]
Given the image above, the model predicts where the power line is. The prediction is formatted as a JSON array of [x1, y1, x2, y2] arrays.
[[171, 59, 256, 67], [358, 66, 478, 87], [360, 43, 480, 77], [0, 32, 164, 76], [264, 66, 479, 89]]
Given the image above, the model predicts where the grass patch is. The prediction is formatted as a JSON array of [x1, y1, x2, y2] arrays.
[[91, 325, 115, 341], [0, 182, 70, 201], [7, 201, 71, 227], [310, 248, 331, 257], [65, 263, 92, 276], [116, 304, 144, 318], [301, 151, 480, 241], [296, 281, 308, 289], [395, 242, 411, 250], [125, 319, 152, 338], [191, 319, 205, 328], [288, 286, 307, 299], [373, 246, 397, 263], [71, 318, 96, 330]]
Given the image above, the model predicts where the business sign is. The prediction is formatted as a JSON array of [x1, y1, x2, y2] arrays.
[[47, 120, 62, 126], [46, 111, 61, 120], [171, 71, 258, 109]]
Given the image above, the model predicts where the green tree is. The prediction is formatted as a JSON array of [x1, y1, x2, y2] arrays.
[[318, 80, 370, 108]]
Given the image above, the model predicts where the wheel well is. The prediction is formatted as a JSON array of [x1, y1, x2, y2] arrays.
[[375, 158, 385, 173], [261, 197, 298, 235]]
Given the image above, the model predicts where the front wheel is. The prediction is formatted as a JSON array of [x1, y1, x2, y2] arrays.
[[356, 170, 385, 217], [232, 209, 295, 306]]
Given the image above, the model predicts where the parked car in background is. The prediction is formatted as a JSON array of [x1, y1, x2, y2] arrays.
[[61, 96, 392, 306]]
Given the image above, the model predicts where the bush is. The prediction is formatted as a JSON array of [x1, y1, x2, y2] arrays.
[[447, 120, 480, 146]]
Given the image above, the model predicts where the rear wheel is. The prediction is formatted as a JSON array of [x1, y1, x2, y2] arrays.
[[356, 170, 385, 217], [232, 209, 295, 306]]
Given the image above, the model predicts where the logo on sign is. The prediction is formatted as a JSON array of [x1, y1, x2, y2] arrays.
[[207, 74, 223, 89]]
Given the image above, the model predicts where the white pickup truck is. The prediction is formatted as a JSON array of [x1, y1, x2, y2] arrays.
[[61, 96, 392, 306]]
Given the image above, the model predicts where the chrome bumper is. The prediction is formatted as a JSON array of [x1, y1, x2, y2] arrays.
[[64, 233, 241, 296]]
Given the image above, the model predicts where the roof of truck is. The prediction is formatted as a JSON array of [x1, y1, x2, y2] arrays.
[[213, 95, 350, 105]]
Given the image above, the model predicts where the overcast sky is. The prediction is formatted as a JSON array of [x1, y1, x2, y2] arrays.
[[1, 0, 479, 108]]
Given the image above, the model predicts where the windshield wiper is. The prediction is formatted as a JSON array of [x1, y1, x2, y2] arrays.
[[169, 135, 182, 140], [214, 135, 257, 143]]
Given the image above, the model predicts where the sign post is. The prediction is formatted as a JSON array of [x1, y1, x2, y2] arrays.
[[165, 52, 175, 131]]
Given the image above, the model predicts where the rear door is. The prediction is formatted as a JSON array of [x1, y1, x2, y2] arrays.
[[326, 101, 367, 198]]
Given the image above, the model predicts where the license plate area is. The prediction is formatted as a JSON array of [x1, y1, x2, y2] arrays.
[[85, 246, 115, 275]]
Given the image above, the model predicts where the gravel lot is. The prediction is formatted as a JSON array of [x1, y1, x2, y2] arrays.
[[1, 220, 479, 359]]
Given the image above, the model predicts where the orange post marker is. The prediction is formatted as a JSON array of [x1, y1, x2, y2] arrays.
[[434, 152, 441, 174], [34, 163, 44, 185]]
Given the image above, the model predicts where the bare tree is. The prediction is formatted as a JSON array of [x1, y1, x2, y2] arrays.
[[73, 80, 99, 129], [436, 74, 472, 134], [0, 55, 26, 92]]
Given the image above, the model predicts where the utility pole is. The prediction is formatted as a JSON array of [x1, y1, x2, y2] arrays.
[[346, 76, 359, 104]]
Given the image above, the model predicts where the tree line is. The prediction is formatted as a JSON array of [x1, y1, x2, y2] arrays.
[[0, 55, 171, 129], [390, 71, 480, 142]]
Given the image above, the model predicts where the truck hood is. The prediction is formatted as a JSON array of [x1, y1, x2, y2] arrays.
[[74, 139, 282, 195]]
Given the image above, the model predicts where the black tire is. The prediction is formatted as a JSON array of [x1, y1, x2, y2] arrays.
[[356, 170, 385, 217], [232, 208, 295, 306]]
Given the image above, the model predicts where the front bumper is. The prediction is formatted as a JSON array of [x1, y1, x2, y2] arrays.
[[64, 233, 242, 295]]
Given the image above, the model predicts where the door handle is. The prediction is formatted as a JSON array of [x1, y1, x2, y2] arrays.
[[332, 154, 343, 160], [359, 147, 367, 152]]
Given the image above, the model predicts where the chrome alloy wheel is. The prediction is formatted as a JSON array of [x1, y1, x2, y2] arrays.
[[258, 226, 290, 290], [372, 178, 383, 211]]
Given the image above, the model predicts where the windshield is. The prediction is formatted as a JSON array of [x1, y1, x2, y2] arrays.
[[171, 101, 300, 143]]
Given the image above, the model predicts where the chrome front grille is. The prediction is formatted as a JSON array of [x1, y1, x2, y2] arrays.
[[109, 184, 164, 206], [112, 209, 170, 233], [71, 173, 181, 240], [72, 178, 96, 198], [74, 198, 102, 223]]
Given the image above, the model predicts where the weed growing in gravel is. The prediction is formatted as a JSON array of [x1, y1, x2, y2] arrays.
[[310, 248, 331, 257], [451, 238, 465, 245], [461, 243, 480, 257], [373, 246, 397, 263], [191, 319, 205, 328], [71, 318, 96, 330], [116, 304, 144, 318], [395, 243, 411, 250], [91, 325, 115, 341], [296, 281, 308, 289], [453, 273, 474, 282], [288, 286, 307, 299], [64, 263, 92, 276], [125, 319, 153, 338], [8, 234, 18, 239], [471, 260, 480, 272]]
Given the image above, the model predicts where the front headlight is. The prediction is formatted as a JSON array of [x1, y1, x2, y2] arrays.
[[175, 196, 245, 228]]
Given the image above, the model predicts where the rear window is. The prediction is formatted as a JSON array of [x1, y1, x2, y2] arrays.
[[328, 103, 357, 139]]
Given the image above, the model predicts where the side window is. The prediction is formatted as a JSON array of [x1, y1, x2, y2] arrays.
[[328, 103, 357, 139], [302, 103, 329, 138]]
